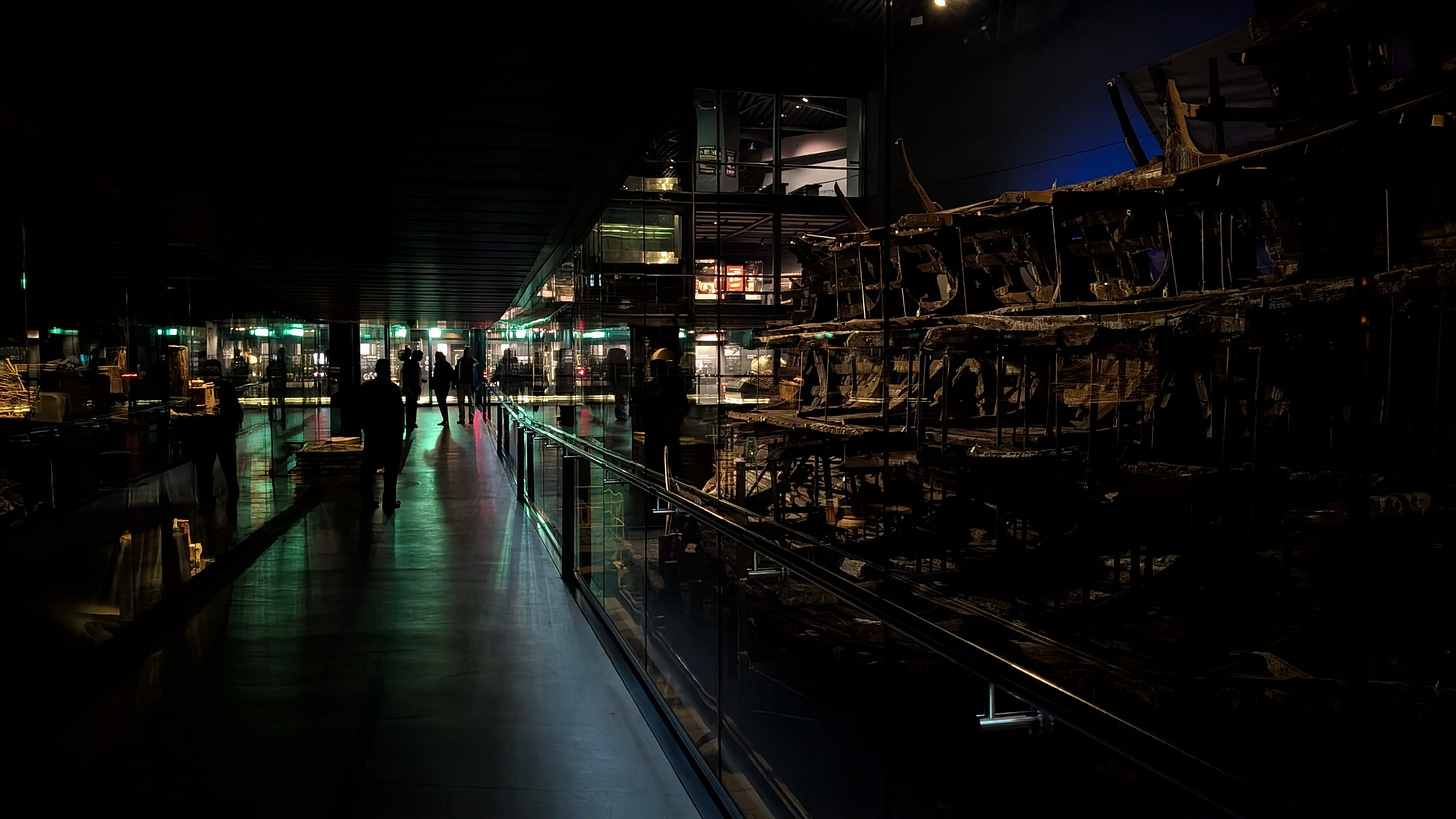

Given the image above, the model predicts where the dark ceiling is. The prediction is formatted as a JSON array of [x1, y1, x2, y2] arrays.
[[3, 3, 885, 335]]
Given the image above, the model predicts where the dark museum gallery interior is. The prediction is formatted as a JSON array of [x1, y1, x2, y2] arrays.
[[3, 1, 1452, 816]]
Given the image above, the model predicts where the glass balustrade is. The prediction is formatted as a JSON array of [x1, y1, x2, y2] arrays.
[[487, 393, 1264, 817]]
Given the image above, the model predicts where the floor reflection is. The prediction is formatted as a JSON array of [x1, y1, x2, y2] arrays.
[[13, 404, 702, 818], [2, 409, 305, 710]]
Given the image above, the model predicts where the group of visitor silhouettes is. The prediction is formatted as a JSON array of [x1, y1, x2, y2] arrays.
[[190, 344, 690, 519], [354, 347, 480, 515], [392, 346, 480, 430], [352, 345, 689, 516]]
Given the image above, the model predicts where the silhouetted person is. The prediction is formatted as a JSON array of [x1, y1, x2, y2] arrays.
[[430, 350, 454, 426], [499, 347, 519, 398], [456, 347, 477, 424], [606, 347, 629, 421], [266, 353, 285, 421], [358, 358, 403, 514], [193, 358, 242, 511], [641, 348, 689, 475], [400, 347, 422, 430]]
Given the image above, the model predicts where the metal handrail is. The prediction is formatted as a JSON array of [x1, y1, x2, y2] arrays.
[[493, 395, 1287, 817]]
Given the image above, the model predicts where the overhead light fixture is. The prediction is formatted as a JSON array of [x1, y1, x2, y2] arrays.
[[934, 0, 946, 6], [801, 96, 809, 102]]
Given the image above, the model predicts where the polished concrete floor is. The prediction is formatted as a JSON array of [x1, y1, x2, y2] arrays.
[[14, 407, 704, 817]]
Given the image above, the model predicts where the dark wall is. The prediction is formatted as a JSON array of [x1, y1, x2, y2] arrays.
[[877, 0, 1253, 217]]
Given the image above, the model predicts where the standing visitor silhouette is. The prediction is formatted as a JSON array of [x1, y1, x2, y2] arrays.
[[400, 347, 422, 430], [456, 347, 477, 425], [430, 350, 454, 427], [358, 359, 404, 514]]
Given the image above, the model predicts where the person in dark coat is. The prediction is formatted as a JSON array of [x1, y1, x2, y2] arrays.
[[430, 350, 454, 426], [266, 353, 285, 422], [606, 347, 629, 421], [641, 348, 689, 475], [456, 347, 477, 425], [193, 358, 243, 511], [496, 347, 519, 399], [400, 347, 422, 430], [358, 358, 404, 514]]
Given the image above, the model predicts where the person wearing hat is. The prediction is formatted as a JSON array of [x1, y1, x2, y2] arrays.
[[641, 347, 689, 475]]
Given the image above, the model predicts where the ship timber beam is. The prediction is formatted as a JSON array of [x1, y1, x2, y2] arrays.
[[756, 262, 1456, 347]]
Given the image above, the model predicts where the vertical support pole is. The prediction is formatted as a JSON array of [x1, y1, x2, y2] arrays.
[[1249, 345, 1264, 556], [578, 456, 593, 585], [1432, 295, 1446, 509], [1199, 211, 1208, 292], [821, 452, 832, 509], [1383, 303, 1396, 473], [917, 348, 929, 442], [1219, 345, 1232, 476], [1021, 352, 1029, 447], [904, 352, 913, 432], [771, 463, 782, 524], [940, 349, 950, 449], [824, 348, 832, 423], [1115, 357, 1126, 450], [516, 424, 526, 504], [1088, 354, 1099, 477], [526, 430, 536, 504], [995, 344, 1003, 446], [1053, 349, 1062, 458], [1044, 353, 1054, 443], [561, 452, 577, 582], [1162, 195, 1180, 296], [329, 322, 362, 437], [736, 458, 747, 503]]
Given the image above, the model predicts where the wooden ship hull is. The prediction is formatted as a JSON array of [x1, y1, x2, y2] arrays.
[[707, 2, 1456, 812]]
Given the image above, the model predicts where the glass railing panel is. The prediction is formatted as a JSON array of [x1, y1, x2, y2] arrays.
[[502, 402, 1290, 816], [643, 505, 724, 783], [881, 628, 996, 817], [544, 440, 563, 538], [881, 623, 1215, 815], [598, 479, 651, 665], [718, 559, 886, 818], [580, 461, 614, 603], [533, 434, 562, 536]]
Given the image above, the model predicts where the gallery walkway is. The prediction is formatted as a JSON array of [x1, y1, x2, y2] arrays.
[[14, 409, 705, 817]]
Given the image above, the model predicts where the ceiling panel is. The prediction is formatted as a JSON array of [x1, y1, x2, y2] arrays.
[[4, 3, 883, 332]]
